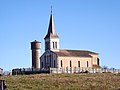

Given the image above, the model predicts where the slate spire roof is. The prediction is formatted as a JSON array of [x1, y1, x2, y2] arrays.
[[44, 12, 59, 39]]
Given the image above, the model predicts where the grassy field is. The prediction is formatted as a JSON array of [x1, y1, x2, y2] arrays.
[[1, 73, 120, 90]]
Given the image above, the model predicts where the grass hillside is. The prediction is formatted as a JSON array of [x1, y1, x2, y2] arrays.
[[1, 73, 120, 90]]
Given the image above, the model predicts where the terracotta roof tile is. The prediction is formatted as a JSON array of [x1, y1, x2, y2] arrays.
[[55, 49, 98, 57]]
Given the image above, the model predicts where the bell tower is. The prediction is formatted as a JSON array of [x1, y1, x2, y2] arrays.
[[44, 9, 59, 52]]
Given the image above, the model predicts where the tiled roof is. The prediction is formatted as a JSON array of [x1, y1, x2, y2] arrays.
[[55, 49, 98, 57]]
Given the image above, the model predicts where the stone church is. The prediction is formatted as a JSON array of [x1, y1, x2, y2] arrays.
[[39, 12, 100, 69]]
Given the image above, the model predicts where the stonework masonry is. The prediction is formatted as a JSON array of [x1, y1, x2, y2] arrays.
[[31, 40, 41, 69]]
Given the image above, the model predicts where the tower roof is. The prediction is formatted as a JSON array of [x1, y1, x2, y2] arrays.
[[44, 13, 59, 39]]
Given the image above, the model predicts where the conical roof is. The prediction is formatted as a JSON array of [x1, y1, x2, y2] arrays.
[[44, 14, 59, 39]]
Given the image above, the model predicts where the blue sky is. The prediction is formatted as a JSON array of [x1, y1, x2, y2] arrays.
[[0, 0, 120, 71]]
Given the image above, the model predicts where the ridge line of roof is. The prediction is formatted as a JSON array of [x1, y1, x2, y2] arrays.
[[55, 49, 98, 54]]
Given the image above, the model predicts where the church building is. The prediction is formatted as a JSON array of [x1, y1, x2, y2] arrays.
[[40, 12, 100, 69]]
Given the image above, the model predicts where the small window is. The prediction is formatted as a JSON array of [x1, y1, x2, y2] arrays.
[[41, 62, 43, 68], [53, 42, 57, 49], [61, 60, 63, 67], [70, 61, 72, 67], [78, 61, 80, 67], [97, 58, 99, 66], [49, 55, 51, 67], [44, 56, 46, 68], [55, 42, 57, 49], [53, 42, 55, 48], [54, 60, 55, 68], [87, 61, 89, 67]]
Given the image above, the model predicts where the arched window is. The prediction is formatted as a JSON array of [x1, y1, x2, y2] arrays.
[[41, 62, 43, 68], [61, 60, 63, 67], [70, 61, 72, 67], [54, 60, 55, 68], [87, 61, 89, 67], [97, 58, 99, 66], [53, 42, 57, 49], [53, 42, 55, 48], [78, 61, 80, 67], [44, 56, 46, 68], [55, 42, 57, 49]]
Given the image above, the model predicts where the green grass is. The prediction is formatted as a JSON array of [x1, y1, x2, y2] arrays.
[[1, 73, 120, 90]]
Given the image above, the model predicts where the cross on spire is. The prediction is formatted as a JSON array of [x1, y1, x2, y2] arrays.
[[51, 6, 52, 14]]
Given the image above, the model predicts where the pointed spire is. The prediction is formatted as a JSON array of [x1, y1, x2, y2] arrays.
[[44, 7, 59, 39]]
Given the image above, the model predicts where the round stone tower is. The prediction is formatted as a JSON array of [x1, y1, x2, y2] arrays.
[[31, 40, 41, 69]]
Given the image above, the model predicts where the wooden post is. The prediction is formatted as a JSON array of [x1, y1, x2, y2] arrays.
[[0, 80, 4, 90], [0, 80, 7, 90]]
